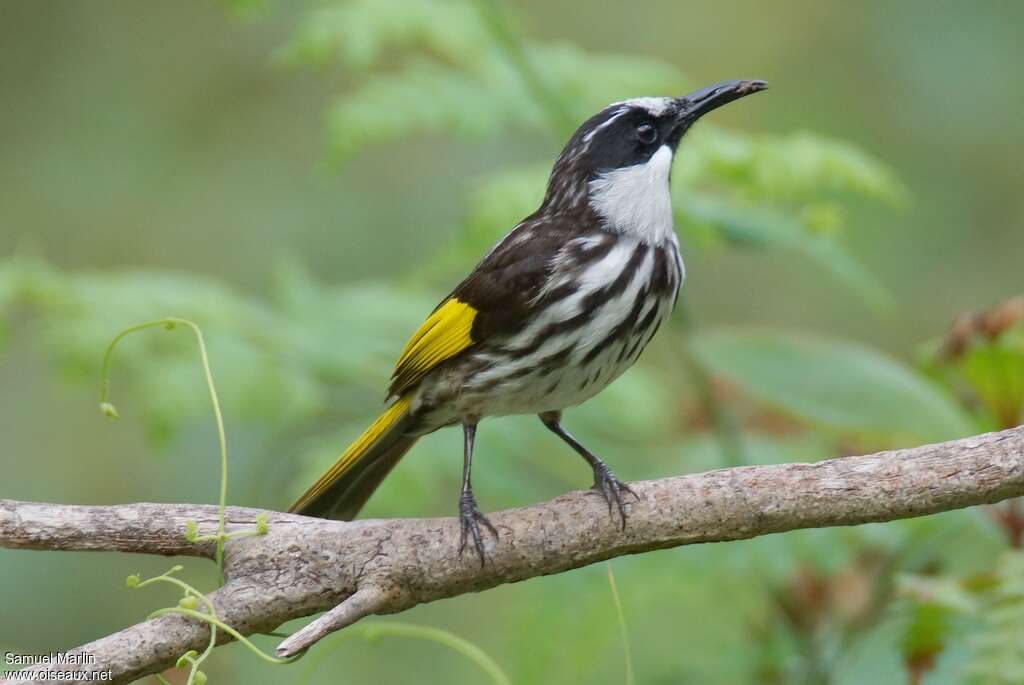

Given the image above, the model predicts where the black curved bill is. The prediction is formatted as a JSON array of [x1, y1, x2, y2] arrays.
[[677, 79, 768, 120]]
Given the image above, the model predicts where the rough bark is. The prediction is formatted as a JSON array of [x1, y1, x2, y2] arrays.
[[2, 426, 1022, 684]]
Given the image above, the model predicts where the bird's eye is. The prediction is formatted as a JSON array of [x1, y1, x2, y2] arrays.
[[636, 122, 657, 144]]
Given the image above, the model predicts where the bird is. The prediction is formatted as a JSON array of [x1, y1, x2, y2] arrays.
[[289, 79, 768, 561]]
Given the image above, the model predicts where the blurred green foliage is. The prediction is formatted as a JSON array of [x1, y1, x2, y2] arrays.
[[1, 1, 1022, 684]]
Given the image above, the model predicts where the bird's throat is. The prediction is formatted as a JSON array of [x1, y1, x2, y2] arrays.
[[587, 145, 675, 245]]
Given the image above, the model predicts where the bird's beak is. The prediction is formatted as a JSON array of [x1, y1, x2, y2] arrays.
[[675, 79, 768, 123]]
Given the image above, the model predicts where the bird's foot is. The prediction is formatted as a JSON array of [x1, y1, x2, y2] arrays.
[[458, 491, 498, 566], [588, 461, 639, 529]]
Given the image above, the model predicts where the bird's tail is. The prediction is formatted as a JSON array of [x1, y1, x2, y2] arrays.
[[288, 394, 418, 520]]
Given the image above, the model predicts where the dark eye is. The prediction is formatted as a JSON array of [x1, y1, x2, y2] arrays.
[[636, 122, 657, 144]]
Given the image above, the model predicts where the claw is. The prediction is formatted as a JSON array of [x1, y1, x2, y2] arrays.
[[588, 462, 638, 530], [539, 416, 640, 532], [458, 491, 497, 566]]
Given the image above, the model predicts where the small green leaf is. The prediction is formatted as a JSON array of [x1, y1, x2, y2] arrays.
[[690, 327, 974, 442], [959, 341, 1024, 429], [901, 601, 951, 679]]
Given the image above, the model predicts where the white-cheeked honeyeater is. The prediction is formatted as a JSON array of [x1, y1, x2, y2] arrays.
[[290, 79, 768, 561]]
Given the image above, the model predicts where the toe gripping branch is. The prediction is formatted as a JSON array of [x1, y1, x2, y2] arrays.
[[540, 412, 640, 529], [589, 460, 639, 530], [459, 490, 498, 566], [457, 420, 498, 566]]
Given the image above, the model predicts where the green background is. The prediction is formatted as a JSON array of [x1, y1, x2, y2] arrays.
[[2, 2, 1022, 683]]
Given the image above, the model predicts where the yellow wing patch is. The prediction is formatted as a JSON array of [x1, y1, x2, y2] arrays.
[[389, 297, 477, 396]]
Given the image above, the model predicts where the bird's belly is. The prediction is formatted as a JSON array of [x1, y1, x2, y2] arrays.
[[451, 290, 675, 418], [411, 237, 683, 428]]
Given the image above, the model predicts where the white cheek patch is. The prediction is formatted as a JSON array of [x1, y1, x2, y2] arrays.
[[588, 145, 675, 244]]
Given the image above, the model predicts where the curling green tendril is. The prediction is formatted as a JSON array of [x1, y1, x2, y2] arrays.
[[104, 317, 272, 684], [104, 318, 510, 684], [127, 567, 302, 685], [101, 317, 233, 576]]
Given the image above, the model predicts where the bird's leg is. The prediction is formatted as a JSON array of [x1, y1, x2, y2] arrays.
[[539, 411, 638, 529], [458, 420, 497, 565]]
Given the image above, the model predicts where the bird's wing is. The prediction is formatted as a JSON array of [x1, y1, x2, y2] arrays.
[[387, 219, 582, 398], [388, 297, 477, 397]]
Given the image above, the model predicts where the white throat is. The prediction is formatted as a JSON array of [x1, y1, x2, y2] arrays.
[[587, 145, 675, 245]]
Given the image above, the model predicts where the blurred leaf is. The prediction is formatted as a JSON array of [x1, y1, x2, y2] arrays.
[[900, 601, 953, 684], [689, 327, 974, 442], [279, 0, 491, 70], [462, 164, 548, 252], [959, 343, 1024, 429], [922, 299, 1024, 430], [222, 0, 266, 17], [0, 255, 441, 443], [678, 127, 909, 207], [966, 552, 1024, 685], [327, 57, 536, 161], [535, 44, 685, 121], [270, 260, 438, 387], [675, 192, 891, 309], [326, 43, 684, 161], [899, 574, 980, 615], [300, 0, 686, 163]]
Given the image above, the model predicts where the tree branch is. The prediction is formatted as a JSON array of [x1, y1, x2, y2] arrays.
[[2, 426, 1022, 684]]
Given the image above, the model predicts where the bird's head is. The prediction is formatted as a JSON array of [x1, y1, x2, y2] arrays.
[[542, 79, 767, 241]]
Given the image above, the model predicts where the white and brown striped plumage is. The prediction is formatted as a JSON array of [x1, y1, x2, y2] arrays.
[[421, 220, 683, 425]]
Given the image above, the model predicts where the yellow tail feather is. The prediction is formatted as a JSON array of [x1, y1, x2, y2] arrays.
[[288, 394, 413, 515]]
